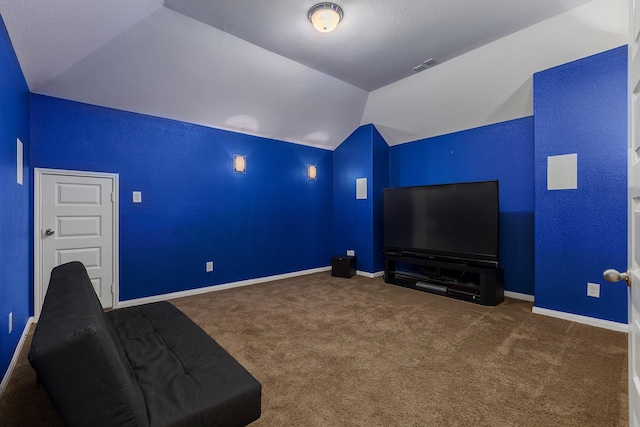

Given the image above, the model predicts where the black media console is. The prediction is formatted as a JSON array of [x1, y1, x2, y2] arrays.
[[384, 253, 504, 306]]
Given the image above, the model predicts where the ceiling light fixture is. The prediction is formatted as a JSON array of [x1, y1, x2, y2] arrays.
[[308, 3, 344, 33]]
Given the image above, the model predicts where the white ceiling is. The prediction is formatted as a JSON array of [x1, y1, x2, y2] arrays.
[[0, 0, 596, 149], [163, 0, 594, 91]]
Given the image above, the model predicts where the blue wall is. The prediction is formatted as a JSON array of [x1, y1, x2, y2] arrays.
[[371, 126, 389, 273], [333, 124, 388, 273], [30, 95, 333, 301], [389, 117, 535, 295], [0, 15, 31, 380], [533, 46, 628, 323]]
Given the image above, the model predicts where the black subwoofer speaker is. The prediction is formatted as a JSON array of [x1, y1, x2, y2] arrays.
[[331, 256, 356, 278]]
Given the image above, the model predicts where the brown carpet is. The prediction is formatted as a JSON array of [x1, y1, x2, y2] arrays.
[[0, 272, 629, 426]]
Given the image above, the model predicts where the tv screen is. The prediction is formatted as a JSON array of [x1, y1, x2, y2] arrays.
[[383, 181, 499, 265]]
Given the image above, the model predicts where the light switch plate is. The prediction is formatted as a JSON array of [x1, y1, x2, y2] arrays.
[[132, 191, 142, 203], [206, 261, 214, 272]]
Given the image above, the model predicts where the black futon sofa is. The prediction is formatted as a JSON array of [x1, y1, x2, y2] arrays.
[[28, 261, 261, 426]]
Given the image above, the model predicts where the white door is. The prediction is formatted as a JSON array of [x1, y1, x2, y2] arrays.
[[628, 0, 640, 423], [35, 169, 118, 317]]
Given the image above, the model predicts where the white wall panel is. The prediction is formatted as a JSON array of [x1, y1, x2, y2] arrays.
[[362, 0, 628, 145], [35, 8, 369, 150]]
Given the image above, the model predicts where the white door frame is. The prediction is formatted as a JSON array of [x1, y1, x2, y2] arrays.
[[34, 168, 119, 319], [629, 0, 640, 423]]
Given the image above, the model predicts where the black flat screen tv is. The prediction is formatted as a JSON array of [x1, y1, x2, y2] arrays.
[[383, 181, 499, 267]]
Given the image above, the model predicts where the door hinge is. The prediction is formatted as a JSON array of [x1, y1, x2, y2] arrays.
[[111, 283, 115, 295], [111, 192, 114, 203]]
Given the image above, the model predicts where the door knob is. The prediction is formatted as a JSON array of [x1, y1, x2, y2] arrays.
[[45, 229, 55, 236], [603, 269, 631, 287]]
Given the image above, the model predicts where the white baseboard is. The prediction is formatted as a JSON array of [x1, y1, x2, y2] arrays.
[[504, 291, 534, 302], [118, 266, 332, 308], [0, 316, 34, 398], [356, 270, 384, 279], [532, 306, 628, 333]]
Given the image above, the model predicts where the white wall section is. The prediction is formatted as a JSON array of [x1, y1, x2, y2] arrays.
[[361, 0, 628, 145], [34, 8, 368, 150], [0, 0, 165, 91]]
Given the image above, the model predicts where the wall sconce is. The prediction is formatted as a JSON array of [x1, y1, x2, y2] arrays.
[[308, 3, 344, 33], [234, 155, 246, 173], [308, 164, 317, 180]]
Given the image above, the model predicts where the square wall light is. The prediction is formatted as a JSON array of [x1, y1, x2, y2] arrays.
[[308, 164, 317, 180], [234, 155, 246, 173]]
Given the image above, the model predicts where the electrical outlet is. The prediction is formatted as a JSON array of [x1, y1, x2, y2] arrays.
[[347, 250, 355, 256], [206, 261, 214, 272], [587, 282, 600, 298], [8, 312, 12, 334]]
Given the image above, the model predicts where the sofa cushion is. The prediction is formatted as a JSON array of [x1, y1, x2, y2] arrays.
[[28, 261, 148, 426], [107, 302, 262, 427]]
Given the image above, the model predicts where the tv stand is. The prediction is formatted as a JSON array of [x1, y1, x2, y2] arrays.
[[384, 253, 504, 306]]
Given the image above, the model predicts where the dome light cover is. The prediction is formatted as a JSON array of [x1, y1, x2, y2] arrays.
[[308, 3, 344, 33]]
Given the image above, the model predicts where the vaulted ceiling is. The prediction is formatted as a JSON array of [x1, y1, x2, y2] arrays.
[[0, 0, 596, 149]]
